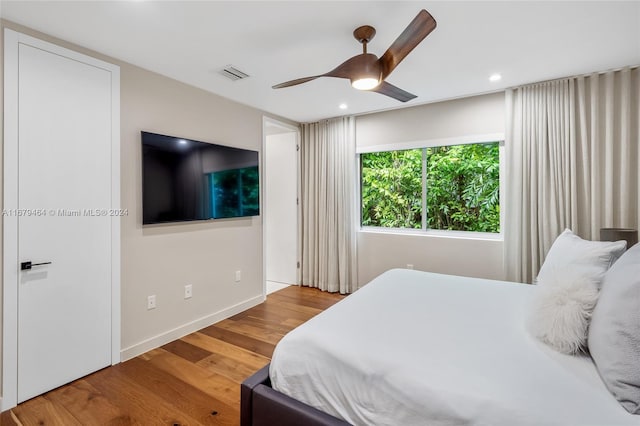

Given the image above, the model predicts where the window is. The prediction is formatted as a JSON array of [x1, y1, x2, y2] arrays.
[[360, 141, 500, 233]]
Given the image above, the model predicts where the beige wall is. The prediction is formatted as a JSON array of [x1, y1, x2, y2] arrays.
[[355, 92, 506, 285], [0, 20, 286, 394], [119, 62, 265, 355], [358, 231, 504, 284], [356, 92, 506, 148]]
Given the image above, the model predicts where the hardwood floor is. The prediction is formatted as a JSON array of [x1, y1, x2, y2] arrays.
[[1, 285, 345, 426]]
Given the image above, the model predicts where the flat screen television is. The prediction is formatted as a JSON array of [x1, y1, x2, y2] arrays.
[[141, 131, 259, 225]]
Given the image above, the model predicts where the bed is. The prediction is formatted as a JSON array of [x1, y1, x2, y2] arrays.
[[241, 268, 640, 425]]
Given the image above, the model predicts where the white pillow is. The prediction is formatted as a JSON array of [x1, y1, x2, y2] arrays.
[[536, 229, 626, 285], [526, 229, 626, 354], [588, 242, 640, 414]]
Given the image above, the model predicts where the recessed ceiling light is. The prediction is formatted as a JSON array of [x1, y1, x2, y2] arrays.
[[489, 73, 502, 82], [339, 103, 348, 110]]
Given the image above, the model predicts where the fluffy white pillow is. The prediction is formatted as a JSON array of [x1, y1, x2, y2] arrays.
[[526, 229, 626, 354], [527, 270, 600, 354]]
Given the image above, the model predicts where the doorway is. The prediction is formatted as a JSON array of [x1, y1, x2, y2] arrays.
[[263, 118, 300, 295]]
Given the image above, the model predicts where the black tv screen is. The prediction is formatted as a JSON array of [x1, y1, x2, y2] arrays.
[[142, 131, 259, 225]]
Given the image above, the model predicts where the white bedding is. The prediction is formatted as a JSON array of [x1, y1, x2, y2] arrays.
[[270, 269, 640, 426]]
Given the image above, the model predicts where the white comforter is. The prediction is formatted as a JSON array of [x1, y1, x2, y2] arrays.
[[270, 269, 640, 426]]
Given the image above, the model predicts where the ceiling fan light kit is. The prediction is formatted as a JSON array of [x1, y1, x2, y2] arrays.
[[352, 77, 380, 90], [349, 52, 382, 90], [273, 9, 437, 102]]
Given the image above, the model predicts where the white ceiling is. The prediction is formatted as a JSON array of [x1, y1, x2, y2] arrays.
[[2, 1, 639, 123]]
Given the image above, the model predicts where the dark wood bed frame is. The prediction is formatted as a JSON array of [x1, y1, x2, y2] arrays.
[[241, 364, 350, 426]]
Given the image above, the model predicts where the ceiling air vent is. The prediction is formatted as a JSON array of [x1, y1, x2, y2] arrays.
[[219, 65, 249, 81]]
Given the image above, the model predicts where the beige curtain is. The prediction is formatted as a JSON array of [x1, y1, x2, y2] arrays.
[[505, 67, 640, 283], [300, 116, 358, 293]]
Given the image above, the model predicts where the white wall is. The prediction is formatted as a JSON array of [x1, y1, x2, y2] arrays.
[[265, 131, 298, 285], [355, 92, 506, 286]]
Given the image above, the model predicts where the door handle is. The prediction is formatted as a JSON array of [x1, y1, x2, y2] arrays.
[[21, 261, 52, 271]]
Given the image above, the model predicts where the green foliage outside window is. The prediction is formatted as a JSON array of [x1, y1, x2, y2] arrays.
[[361, 142, 500, 233], [361, 149, 423, 228]]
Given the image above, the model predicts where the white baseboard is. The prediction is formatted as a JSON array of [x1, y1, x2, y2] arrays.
[[120, 294, 265, 361], [266, 281, 292, 295]]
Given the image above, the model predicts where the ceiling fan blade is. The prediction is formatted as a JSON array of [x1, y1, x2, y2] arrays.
[[324, 55, 366, 79], [272, 55, 367, 89], [272, 76, 322, 89], [378, 9, 437, 79], [371, 81, 417, 102]]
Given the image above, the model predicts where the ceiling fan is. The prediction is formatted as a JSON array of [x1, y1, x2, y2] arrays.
[[272, 9, 437, 102]]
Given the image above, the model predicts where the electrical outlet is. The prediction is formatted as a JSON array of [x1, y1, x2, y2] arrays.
[[184, 284, 193, 299], [406, 264, 414, 270], [235, 270, 241, 282], [147, 295, 156, 310]]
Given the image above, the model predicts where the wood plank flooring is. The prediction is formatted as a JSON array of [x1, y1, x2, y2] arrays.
[[1, 285, 345, 426]]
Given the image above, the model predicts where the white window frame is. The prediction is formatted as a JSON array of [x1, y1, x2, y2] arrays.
[[358, 133, 505, 239]]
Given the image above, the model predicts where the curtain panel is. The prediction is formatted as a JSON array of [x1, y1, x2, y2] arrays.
[[300, 117, 358, 294], [505, 67, 640, 283]]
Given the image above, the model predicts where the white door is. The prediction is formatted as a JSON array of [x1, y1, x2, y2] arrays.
[[265, 131, 298, 285], [3, 31, 119, 405]]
